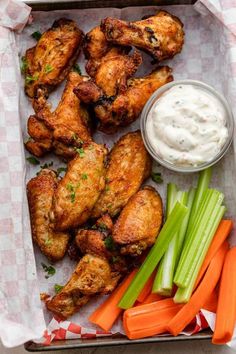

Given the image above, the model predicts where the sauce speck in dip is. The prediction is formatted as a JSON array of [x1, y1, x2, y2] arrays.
[[146, 84, 229, 167]]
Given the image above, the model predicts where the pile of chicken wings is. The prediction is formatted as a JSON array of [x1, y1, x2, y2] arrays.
[[24, 11, 184, 319]]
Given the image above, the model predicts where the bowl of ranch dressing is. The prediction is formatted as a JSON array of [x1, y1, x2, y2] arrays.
[[141, 80, 234, 173]]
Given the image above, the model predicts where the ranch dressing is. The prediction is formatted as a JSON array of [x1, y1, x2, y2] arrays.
[[146, 84, 229, 167]]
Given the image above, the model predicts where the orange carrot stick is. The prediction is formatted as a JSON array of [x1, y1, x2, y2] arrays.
[[202, 289, 218, 313], [123, 298, 183, 339], [167, 241, 228, 336], [137, 271, 156, 303], [212, 247, 236, 344], [143, 293, 163, 304], [89, 269, 138, 332], [195, 220, 233, 288]]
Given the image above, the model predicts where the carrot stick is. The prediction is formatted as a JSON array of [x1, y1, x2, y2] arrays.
[[123, 298, 183, 339], [89, 269, 138, 331], [195, 220, 233, 288], [137, 271, 156, 303], [202, 289, 218, 313], [143, 293, 163, 304], [167, 241, 228, 336], [212, 247, 236, 344]]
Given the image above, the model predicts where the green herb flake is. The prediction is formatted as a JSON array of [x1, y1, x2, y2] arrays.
[[111, 256, 119, 264], [97, 222, 108, 232], [31, 31, 42, 41], [20, 57, 28, 74], [81, 173, 88, 180], [41, 263, 56, 279], [54, 284, 64, 294], [57, 167, 67, 176], [104, 236, 116, 251], [26, 156, 40, 165], [151, 172, 163, 184], [25, 74, 39, 84], [105, 185, 110, 192], [44, 64, 53, 74], [74, 147, 85, 158], [73, 64, 82, 75], [45, 238, 52, 246], [40, 161, 53, 169], [66, 182, 76, 203]]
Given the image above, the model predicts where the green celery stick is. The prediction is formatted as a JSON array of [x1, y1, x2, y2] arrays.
[[161, 191, 188, 291], [152, 183, 179, 294], [186, 167, 212, 236], [174, 190, 224, 288], [174, 205, 226, 303], [118, 202, 188, 309]]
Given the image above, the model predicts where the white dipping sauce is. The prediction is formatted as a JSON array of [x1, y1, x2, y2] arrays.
[[146, 84, 229, 167]]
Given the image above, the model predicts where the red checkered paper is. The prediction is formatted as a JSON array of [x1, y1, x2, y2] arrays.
[[1, 0, 236, 348]]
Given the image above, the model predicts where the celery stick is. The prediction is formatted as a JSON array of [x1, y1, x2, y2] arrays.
[[174, 190, 224, 289], [186, 167, 212, 236], [161, 191, 188, 291], [174, 205, 226, 303], [152, 183, 179, 294], [118, 202, 188, 309]]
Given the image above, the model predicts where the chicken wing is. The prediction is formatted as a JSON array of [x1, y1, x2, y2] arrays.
[[27, 169, 70, 262], [74, 66, 173, 133], [91, 131, 152, 218], [112, 186, 163, 256], [25, 72, 92, 159], [101, 10, 184, 61], [46, 254, 121, 319], [24, 18, 83, 98], [51, 142, 107, 231]]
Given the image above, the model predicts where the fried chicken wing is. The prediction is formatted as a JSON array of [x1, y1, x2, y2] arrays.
[[46, 254, 120, 319], [74, 66, 173, 133], [112, 186, 163, 256], [101, 10, 184, 61], [91, 131, 152, 218], [24, 18, 83, 98], [27, 169, 70, 262], [25, 72, 92, 159], [51, 142, 107, 231]]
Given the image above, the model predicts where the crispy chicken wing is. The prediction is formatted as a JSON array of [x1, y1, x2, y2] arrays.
[[91, 131, 152, 218], [51, 142, 107, 231], [112, 186, 163, 256], [27, 169, 70, 262], [74, 66, 173, 133], [25, 72, 92, 159], [101, 10, 184, 61], [46, 254, 121, 319], [24, 18, 83, 98]]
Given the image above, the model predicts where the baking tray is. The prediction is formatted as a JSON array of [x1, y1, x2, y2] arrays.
[[21, 0, 213, 351]]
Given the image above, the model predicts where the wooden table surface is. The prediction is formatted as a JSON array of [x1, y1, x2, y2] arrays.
[[1, 340, 235, 354]]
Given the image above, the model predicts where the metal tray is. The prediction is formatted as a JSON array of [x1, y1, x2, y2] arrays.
[[22, 0, 212, 351]]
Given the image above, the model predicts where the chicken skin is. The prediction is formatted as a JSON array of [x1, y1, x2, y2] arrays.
[[74, 66, 173, 133], [46, 254, 120, 319], [27, 169, 70, 262], [25, 72, 92, 159], [24, 18, 83, 98], [51, 142, 107, 231], [91, 131, 152, 218], [101, 10, 184, 61], [112, 186, 163, 256]]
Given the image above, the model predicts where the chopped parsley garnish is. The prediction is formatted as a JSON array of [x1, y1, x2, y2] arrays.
[[44, 237, 52, 246], [31, 31, 42, 41], [26, 156, 40, 165], [104, 236, 116, 251], [151, 172, 163, 184], [40, 161, 53, 169], [111, 256, 119, 264], [105, 185, 110, 192], [54, 284, 64, 294], [44, 64, 53, 74], [73, 64, 82, 75], [66, 182, 76, 203], [74, 147, 85, 157], [25, 74, 39, 84], [57, 167, 67, 176], [20, 57, 28, 74], [81, 173, 88, 180], [41, 263, 56, 279], [72, 133, 78, 140]]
